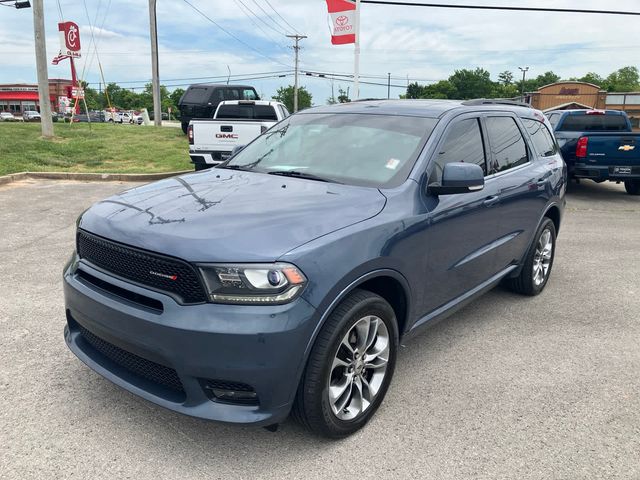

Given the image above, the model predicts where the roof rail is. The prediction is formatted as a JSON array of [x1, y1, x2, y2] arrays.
[[462, 99, 532, 108]]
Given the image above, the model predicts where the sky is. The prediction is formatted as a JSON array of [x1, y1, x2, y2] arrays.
[[0, 0, 638, 104]]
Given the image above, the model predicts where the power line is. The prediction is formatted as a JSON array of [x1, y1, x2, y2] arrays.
[[264, 0, 300, 34], [180, 0, 291, 68], [359, 1, 640, 16], [232, 0, 288, 49], [89, 70, 294, 85], [118, 73, 294, 90], [250, 0, 289, 34], [85, 72, 293, 89], [236, 0, 287, 38]]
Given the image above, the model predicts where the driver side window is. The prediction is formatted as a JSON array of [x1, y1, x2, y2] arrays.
[[431, 118, 486, 184]]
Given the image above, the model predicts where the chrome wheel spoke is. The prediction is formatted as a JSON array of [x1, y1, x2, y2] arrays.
[[364, 354, 388, 370], [354, 318, 370, 352], [330, 376, 353, 412]]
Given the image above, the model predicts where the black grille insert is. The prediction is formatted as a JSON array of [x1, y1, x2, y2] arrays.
[[78, 323, 184, 393], [77, 269, 164, 313], [77, 230, 207, 304]]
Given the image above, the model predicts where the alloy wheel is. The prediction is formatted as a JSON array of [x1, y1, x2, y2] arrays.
[[328, 315, 390, 421], [533, 228, 553, 286]]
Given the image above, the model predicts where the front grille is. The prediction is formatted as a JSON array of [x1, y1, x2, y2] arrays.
[[78, 323, 184, 393], [77, 230, 207, 304]]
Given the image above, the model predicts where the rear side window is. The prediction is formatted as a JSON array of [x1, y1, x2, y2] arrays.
[[242, 89, 258, 100], [181, 87, 210, 104], [485, 117, 528, 174], [523, 119, 557, 157], [224, 89, 241, 101], [547, 113, 560, 128], [216, 104, 278, 120], [558, 114, 628, 131], [432, 118, 486, 184]]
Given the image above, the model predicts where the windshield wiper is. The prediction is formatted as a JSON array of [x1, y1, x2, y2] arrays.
[[267, 170, 341, 184], [217, 164, 249, 171]]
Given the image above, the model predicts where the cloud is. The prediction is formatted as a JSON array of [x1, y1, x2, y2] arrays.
[[0, 0, 638, 102]]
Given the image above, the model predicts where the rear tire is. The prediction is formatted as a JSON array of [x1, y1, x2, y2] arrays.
[[194, 163, 211, 171], [292, 289, 398, 438], [181, 122, 189, 134], [625, 180, 640, 195], [506, 217, 556, 296]]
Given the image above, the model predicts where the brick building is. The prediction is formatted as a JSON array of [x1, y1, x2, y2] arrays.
[[0, 78, 73, 116], [526, 81, 640, 130]]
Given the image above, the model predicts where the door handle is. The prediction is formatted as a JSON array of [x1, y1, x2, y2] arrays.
[[483, 195, 500, 207]]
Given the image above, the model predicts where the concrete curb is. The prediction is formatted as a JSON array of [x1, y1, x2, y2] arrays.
[[0, 170, 191, 186]]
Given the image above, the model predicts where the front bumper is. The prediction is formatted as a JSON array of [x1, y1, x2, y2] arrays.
[[63, 260, 318, 426], [573, 163, 640, 182]]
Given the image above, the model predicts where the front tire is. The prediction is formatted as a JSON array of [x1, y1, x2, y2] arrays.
[[506, 218, 556, 296], [625, 180, 640, 195], [293, 289, 398, 438]]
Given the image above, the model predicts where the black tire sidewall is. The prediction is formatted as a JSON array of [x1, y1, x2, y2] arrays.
[[304, 291, 399, 438], [625, 180, 640, 195]]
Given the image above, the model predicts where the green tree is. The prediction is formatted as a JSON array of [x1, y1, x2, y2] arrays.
[[605, 66, 640, 92], [337, 87, 351, 103], [448, 68, 494, 99], [272, 85, 312, 112], [498, 70, 514, 86], [405, 82, 429, 99], [578, 72, 605, 86]]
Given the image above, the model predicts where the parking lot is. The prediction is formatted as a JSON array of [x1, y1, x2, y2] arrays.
[[0, 178, 638, 479]]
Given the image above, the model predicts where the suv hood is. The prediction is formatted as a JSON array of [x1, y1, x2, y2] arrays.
[[79, 170, 386, 262]]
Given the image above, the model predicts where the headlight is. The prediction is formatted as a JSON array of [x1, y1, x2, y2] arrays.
[[198, 263, 307, 305]]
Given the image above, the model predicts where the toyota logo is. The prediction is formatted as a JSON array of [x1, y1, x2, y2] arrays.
[[336, 15, 349, 26]]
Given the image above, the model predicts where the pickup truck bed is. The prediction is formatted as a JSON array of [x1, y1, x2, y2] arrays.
[[188, 100, 288, 170], [549, 109, 640, 195]]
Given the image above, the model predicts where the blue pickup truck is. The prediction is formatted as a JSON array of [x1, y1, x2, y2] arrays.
[[546, 109, 640, 195]]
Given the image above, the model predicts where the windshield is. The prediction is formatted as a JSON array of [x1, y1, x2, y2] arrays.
[[223, 113, 438, 188]]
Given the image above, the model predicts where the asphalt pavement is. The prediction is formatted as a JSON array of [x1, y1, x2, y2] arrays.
[[0, 178, 638, 479]]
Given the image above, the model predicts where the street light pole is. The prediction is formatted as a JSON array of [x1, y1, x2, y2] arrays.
[[32, 0, 53, 137], [149, 0, 162, 126], [519, 66, 529, 103], [387, 72, 391, 99], [287, 34, 307, 112]]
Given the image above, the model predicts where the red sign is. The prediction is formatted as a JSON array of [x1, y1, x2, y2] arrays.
[[326, 0, 357, 45], [58, 21, 81, 58], [71, 87, 84, 99]]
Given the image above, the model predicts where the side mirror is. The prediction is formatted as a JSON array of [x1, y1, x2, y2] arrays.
[[428, 162, 485, 195], [230, 145, 246, 157]]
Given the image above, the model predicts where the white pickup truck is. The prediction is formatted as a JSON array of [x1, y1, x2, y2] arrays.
[[188, 100, 289, 170]]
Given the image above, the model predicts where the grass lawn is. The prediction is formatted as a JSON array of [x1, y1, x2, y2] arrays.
[[0, 122, 192, 176]]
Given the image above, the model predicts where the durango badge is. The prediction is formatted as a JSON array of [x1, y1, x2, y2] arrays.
[[149, 271, 178, 281]]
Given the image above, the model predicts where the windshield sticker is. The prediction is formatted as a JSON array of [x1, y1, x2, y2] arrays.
[[386, 158, 401, 170]]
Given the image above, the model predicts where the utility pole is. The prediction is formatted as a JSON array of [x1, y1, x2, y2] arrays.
[[387, 72, 391, 99], [519, 66, 529, 103], [149, 0, 162, 126], [286, 34, 307, 112], [32, 0, 53, 137]]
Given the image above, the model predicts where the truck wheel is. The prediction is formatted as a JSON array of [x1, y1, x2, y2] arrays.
[[292, 289, 398, 438], [506, 218, 556, 296], [624, 180, 640, 195], [181, 122, 189, 134]]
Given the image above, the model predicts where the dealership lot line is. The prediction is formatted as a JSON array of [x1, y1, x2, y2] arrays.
[[0, 179, 638, 480]]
